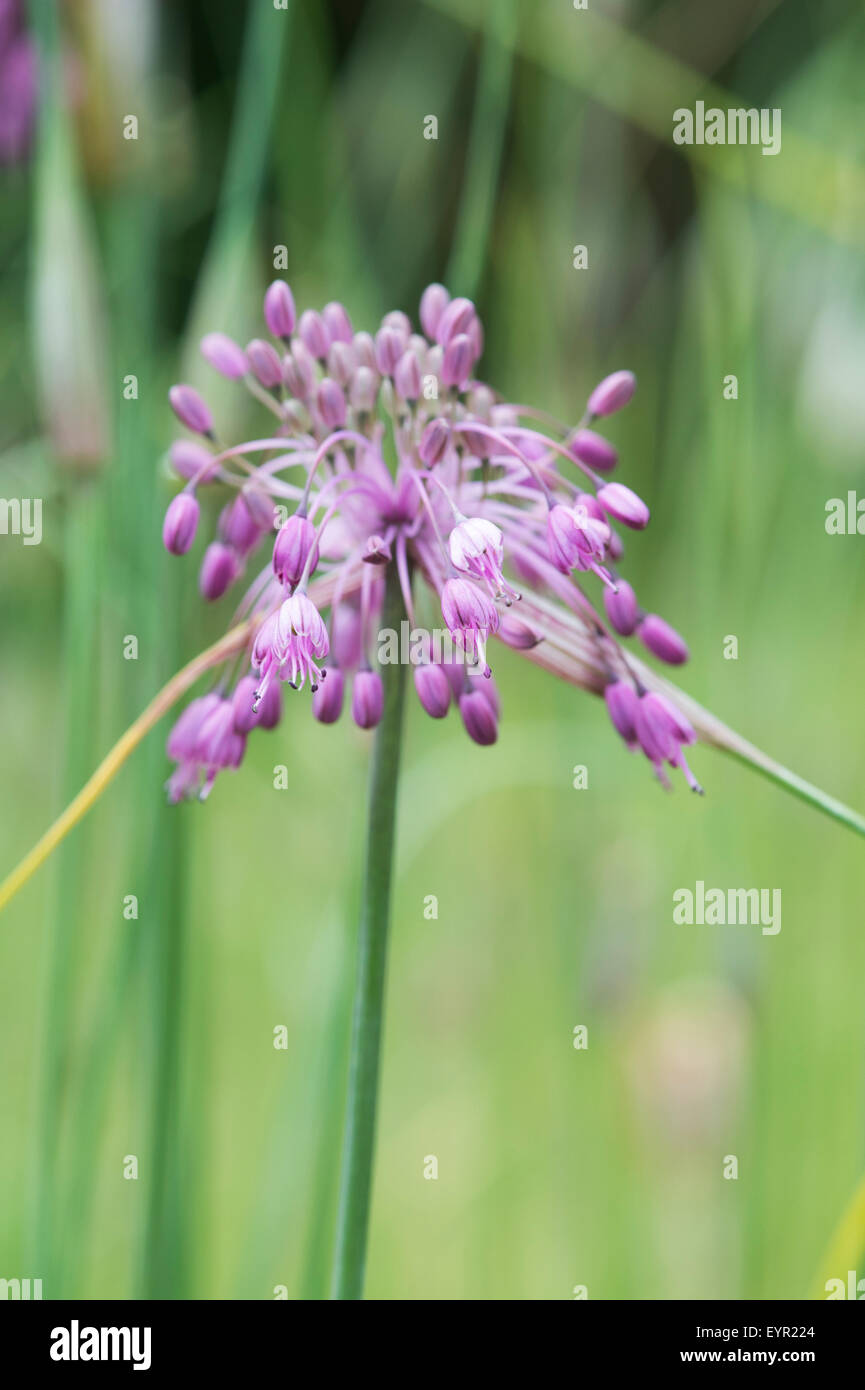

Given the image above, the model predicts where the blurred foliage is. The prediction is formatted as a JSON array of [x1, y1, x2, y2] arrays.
[[1, 0, 865, 1299]]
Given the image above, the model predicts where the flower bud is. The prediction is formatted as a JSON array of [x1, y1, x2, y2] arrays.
[[596, 482, 650, 530], [162, 492, 199, 555], [246, 338, 284, 390], [419, 283, 450, 339], [588, 370, 636, 418], [607, 530, 625, 562], [317, 377, 347, 430], [169, 384, 213, 435], [604, 679, 639, 747], [638, 613, 689, 665], [220, 495, 262, 553], [350, 366, 378, 413], [436, 296, 476, 347], [273, 514, 319, 588], [424, 344, 443, 381], [414, 663, 451, 718], [394, 349, 421, 400], [327, 340, 355, 386], [232, 675, 262, 733], [169, 440, 218, 483], [322, 301, 353, 344], [351, 670, 384, 729], [264, 280, 296, 340], [603, 579, 640, 635], [441, 333, 474, 390], [498, 614, 540, 649], [458, 688, 498, 745], [375, 325, 406, 376], [283, 352, 312, 399], [298, 309, 329, 359], [352, 331, 377, 371], [313, 668, 345, 724], [199, 542, 240, 600], [256, 679, 283, 730], [574, 491, 606, 522], [570, 427, 618, 472], [241, 483, 277, 531], [201, 332, 248, 379], [418, 417, 450, 466]]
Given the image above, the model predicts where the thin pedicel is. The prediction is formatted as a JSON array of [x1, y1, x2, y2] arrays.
[[163, 280, 696, 797]]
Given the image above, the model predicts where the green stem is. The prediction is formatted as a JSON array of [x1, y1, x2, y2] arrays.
[[722, 747, 865, 841], [330, 571, 408, 1300], [445, 0, 518, 296]]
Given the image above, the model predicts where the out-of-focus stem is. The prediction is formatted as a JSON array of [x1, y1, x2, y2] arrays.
[[34, 482, 103, 1286], [0, 620, 254, 917], [445, 0, 518, 297]]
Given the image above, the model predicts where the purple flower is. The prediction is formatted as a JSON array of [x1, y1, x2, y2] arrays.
[[165, 694, 245, 802], [441, 577, 499, 674], [162, 280, 700, 796], [448, 517, 516, 601], [255, 592, 329, 695], [633, 690, 701, 792], [546, 504, 610, 577]]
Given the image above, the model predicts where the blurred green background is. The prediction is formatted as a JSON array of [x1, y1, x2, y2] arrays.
[[2, 0, 865, 1300]]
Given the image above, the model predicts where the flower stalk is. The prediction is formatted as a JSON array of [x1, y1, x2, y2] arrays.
[[330, 566, 409, 1300]]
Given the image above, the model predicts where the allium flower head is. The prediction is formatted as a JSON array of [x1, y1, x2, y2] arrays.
[[162, 279, 700, 798]]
